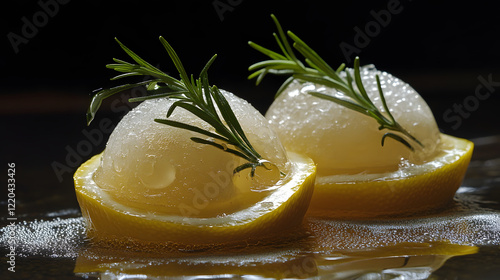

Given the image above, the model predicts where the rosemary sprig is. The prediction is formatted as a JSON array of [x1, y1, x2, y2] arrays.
[[248, 14, 423, 151], [87, 37, 269, 175]]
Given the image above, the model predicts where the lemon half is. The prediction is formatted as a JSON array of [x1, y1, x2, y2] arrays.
[[266, 67, 473, 218], [74, 90, 316, 245], [75, 151, 315, 245]]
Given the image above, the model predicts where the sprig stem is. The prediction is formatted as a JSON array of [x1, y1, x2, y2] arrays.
[[248, 14, 423, 151]]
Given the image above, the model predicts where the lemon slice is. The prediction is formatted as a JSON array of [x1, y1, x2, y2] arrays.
[[265, 66, 473, 218], [308, 134, 473, 217], [74, 89, 316, 245], [74, 151, 315, 245]]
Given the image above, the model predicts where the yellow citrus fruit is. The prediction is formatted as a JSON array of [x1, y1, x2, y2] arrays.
[[307, 134, 473, 217], [265, 67, 474, 218], [74, 151, 315, 245], [74, 90, 316, 245]]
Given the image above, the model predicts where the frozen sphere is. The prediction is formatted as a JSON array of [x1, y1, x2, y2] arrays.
[[265, 66, 441, 176], [93, 89, 289, 218]]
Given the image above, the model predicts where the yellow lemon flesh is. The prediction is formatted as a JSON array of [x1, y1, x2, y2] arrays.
[[74, 90, 316, 245], [265, 66, 473, 218]]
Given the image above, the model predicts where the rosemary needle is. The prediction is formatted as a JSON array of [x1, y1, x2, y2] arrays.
[[248, 14, 423, 151]]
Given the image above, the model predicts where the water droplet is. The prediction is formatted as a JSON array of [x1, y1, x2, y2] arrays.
[[260, 201, 273, 208], [232, 160, 282, 193], [138, 159, 176, 190], [112, 156, 125, 173], [251, 160, 281, 192]]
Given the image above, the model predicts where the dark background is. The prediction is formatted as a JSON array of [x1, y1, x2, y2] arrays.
[[2, 0, 500, 213]]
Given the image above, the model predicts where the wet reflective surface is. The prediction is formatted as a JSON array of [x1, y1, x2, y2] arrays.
[[1, 136, 500, 279]]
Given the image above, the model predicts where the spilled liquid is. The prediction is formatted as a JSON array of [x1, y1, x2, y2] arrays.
[[2, 137, 500, 279]]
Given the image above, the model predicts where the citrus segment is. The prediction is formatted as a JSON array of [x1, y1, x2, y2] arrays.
[[307, 134, 473, 218], [74, 151, 316, 245]]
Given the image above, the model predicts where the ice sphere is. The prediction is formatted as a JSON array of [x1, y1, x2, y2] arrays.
[[265, 65, 441, 176], [93, 89, 289, 218]]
